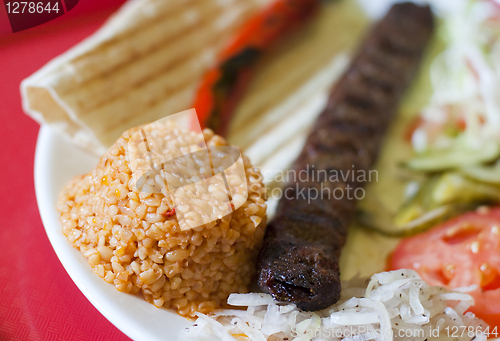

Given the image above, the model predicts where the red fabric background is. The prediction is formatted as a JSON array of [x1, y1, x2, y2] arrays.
[[0, 1, 132, 340]]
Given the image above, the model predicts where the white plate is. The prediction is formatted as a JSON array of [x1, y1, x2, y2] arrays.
[[32, 2, 471, 340], [34, 126, 191, 341]]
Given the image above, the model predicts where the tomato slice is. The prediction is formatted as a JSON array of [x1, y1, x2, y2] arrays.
[[389, 207, 500, 328]]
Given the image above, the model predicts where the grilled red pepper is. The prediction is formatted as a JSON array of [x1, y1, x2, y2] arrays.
[[193, 0, 321, 135]]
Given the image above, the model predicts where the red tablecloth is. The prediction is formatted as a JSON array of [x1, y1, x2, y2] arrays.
[[0, 2, 132, 340]]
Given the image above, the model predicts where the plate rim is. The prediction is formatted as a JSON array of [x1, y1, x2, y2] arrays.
[[34, 125, 190, 341]]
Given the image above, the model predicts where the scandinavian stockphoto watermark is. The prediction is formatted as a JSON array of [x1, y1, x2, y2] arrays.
[[127, 109, 379, 229], [253, 165, 379, 203], [291, 324, 496, 340]]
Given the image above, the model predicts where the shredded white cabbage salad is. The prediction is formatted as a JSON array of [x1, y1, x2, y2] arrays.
[[412, 0, 500, 155], [179, 270, 488, 341]]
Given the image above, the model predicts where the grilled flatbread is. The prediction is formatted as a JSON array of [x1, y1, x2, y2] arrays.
[[21, 0, 366, 156], [22, 0, 268, 154]]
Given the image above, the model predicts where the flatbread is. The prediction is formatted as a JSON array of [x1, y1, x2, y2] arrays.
[[21, 0, 268, 154]]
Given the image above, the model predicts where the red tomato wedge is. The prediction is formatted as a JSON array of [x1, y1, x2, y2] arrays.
[[389, 207, 500, 329]]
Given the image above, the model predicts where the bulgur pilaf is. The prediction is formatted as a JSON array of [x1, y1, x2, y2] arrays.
[[57, 122, 267, 318]]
